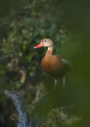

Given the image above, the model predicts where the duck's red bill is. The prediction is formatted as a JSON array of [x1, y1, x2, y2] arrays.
[[34, 42, 44, 48]]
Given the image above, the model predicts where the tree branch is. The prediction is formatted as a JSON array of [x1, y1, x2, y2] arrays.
[[5, 87, 70, 127]]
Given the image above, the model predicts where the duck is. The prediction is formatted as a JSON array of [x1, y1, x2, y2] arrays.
[[34, 38, 73, 89]]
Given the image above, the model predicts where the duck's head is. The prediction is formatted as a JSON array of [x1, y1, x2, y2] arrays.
[[34, 39, 53, 51]]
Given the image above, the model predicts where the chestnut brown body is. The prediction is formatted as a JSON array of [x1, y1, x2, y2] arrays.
[[41, 50, 71, 79]]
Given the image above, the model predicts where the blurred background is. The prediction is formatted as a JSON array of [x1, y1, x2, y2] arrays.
[[0, 0, 90, 127]]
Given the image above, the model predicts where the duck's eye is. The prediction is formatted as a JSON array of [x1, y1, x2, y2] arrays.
[[44, 40, 47, 42]]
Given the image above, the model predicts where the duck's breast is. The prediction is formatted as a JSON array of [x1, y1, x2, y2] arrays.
[[41, 54, 64, 76]]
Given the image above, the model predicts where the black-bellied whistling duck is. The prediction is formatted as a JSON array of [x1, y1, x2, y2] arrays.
[[34, 38, 73, 89]]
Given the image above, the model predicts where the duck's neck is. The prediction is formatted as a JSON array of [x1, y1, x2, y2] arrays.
[[48, 46, 53, 53]]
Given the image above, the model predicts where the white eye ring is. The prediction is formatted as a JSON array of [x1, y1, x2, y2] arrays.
[[45, 40, 46, 42]]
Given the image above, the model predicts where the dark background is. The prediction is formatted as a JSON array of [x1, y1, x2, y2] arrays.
[[0, 0, 90, 126]]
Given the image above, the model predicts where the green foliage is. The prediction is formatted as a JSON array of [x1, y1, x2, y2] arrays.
[[1, 10, 67, 79], [0, 0, 90, 126], [0, 0, 87, 105]]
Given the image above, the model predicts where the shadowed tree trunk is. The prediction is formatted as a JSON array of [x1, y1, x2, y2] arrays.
[[5, 87, 70, 127]]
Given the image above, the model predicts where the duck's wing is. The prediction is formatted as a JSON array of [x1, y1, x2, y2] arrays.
[[55, 54, 73, 69], [61, 58, 73, 68]]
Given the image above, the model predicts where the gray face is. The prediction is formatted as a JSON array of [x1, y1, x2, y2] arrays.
[[42, 39, 53, 47]]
